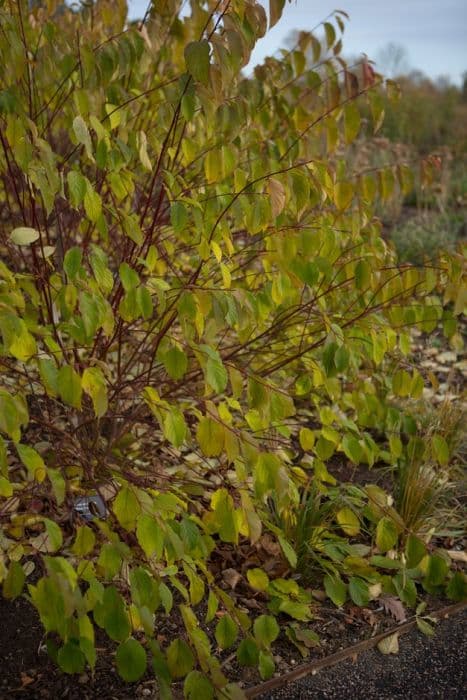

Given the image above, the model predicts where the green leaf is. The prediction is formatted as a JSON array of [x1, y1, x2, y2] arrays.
[[341, 435, 363, 464], [161, 346, 188, 380], [136, 515, 164, 559], [336, 507, 360, 537], [171, 201, 188, 232], [167, 638, 195, 679], [424, 555, 448, 587], [393, 574, 417, 607], [63, 247, 83, 279], [278, 534, 297, 568], [376, 517, 398, 553], [67, 171, 87, 207], [324, 574, 347, 607], [446, 572, 467, 601], [159, 581, 173, 614], [72, 525, 95, 556], [215, 615, 238, 650], [201, 345, 228, 394], [43, 518, 63, 552], [253, 614, 279, 649], [184, 41, 210, 86], [113, 486, 141, 531], [348, 577, 370, 606], [344, 102, 360, 144], [3, 561, 25, 599], [431, 435, 449, 466], [184, 671, 214, 700], [97, 543, 122, 578], [163, 407, 187, 447], [58, 641, 86, 674], [47, 467, 65, 505], [258, 650, 275, 680], [57, 365, 82, 409], [0, 476, 13, 497], [94, 586, 130, 642], [237, 638, 259, 667], [416, 618, 435, 637], [116, 638, 147, 682], [119, 262, 140, 291]]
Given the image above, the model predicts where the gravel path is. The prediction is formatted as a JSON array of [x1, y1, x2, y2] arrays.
[[263, 610, 467, 699]]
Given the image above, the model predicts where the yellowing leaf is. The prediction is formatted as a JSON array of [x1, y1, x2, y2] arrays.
[[336, 507, 360, 536], [16, 444, 46, 482], [113, 486, 141, 531], [247, 568, 269, 591], [163, 407, 187, 447], [334, 181, 353, 210], [57, 365, 82, 409], [344, 102, 360, 144], [10, 227, 39, 246], [215, 614, 238, 650], [82, 367, 108, 417], [299, 427, 315, 451], [73, 115, 93, 159], [376, 518, 398, 553], [269, 0, 286, 29], [377, 632, 399, 655]]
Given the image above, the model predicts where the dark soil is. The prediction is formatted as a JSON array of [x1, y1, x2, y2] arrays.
[[0, 594, 158, 699]]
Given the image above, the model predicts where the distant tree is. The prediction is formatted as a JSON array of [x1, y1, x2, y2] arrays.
[[376, 42, 410, 78]]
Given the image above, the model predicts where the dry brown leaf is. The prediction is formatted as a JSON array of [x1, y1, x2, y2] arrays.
[[222, 568, 242, 590], [447, 550, 467, 563], [268, 178, 286, 218], [380, 596, 407, 623]]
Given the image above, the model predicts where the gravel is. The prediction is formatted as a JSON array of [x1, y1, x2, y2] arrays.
[[263, 610, 467, 699]]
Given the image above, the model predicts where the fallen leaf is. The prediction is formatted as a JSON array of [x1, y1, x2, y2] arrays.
[[222, 568, 242, 590], [377, 632, 399, 655], [380, 596, 407, 623], [362, 608, 378, 627], [20, 673, 35, 687], [368, 582, 382, 600], [447, 550, 467, 563]]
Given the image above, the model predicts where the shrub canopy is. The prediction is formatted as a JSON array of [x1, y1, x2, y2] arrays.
[[0, 0, 464, 695]]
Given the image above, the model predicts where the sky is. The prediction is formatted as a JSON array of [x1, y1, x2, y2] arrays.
[[128, 1, 467, 84]]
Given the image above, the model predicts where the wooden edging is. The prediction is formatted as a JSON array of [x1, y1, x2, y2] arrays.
[[245, 600, 467, 698]]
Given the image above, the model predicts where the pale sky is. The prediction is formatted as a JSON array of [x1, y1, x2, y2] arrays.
[[128, 1, 467, 84]]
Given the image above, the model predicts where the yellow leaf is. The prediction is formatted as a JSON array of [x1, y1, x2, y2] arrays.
[[377, 632, 399, 655], [336, 507, 360, 536]]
